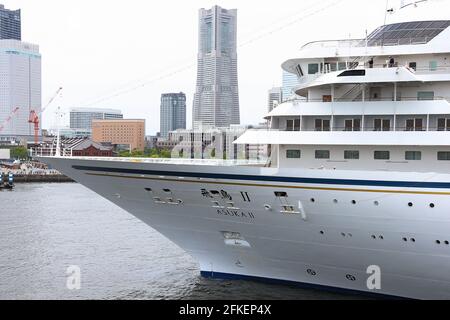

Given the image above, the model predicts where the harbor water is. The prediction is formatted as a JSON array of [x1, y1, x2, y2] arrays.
[[0, 183, 359, 300]]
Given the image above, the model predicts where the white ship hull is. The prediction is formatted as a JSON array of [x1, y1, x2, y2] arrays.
[[41, 156, 450, 299]]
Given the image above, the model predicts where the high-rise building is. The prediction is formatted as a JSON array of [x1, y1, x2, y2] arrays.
[[160, 92, 186, 139], [92, 119, 146, 152], [70, 108, 123, 132], [0, 40, 41, 139], [0, 5, 21, 40], [282, 70, 301, 101], [268, 87, 283, 112], [193, 6, 240, 130]]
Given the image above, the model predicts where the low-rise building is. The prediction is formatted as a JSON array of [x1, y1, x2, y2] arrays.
[[92, 119, 146, 152], [71, 140, 113, 157]]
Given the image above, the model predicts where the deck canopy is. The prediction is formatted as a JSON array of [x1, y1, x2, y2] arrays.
[[265, 100, 450, 119]]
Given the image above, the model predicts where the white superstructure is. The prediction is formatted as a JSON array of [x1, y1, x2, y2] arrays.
[[39, 0, 450, 299]]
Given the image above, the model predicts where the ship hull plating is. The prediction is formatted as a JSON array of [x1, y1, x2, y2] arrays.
[[41, 157, 450, 300]]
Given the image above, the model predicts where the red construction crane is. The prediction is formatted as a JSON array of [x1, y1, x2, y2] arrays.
[[28, 87, 63, 144], [28, 110, 40, 144], [0, 107, 20, 133]]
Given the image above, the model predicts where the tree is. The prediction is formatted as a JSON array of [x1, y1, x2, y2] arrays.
[[10, 146, 28, 160], [160, 149, 172, 159]]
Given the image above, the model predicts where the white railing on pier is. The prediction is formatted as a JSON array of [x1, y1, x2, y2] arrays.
[[30, 147, 73, 158]]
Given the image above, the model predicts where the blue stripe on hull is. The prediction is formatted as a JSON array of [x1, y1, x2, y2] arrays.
[[73, 165, 450, 190], [200, 271, 407, 300]]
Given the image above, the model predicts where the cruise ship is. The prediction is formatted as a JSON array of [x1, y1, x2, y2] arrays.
[[39, 0, 450, 299]]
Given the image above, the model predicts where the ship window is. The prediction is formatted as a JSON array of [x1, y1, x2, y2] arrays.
[[374, 119, 391, 131], [315, 119, 331, 131], [315, 150, 330, 159], [345, 119, 361, 131], [438, 152, 450, 161], [329, 63, 337, 72], [374, 151, 390, 160], [406, 118, 423, 131], [344, 150, 360, 160], [417, 91, 435, 101], [405, 151, 422, 161], [308, 63, 319, 74], [286, 119, 300, 131], [322, 95, 332, 102], [338, 70, 366, 77], [437, 118, 450, 131], [286, 150, 301, 159], [409, 62, 417, 71], [338, 62, 347, 70]]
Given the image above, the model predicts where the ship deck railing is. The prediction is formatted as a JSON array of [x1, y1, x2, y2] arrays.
[[283, 96, 449, 103], [68, 157, 269, 167], [32, 150, 270, 167], [300, 36, 433, 50]]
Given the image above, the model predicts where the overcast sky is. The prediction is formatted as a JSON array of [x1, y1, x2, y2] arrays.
[[4, 0, 427, 134]]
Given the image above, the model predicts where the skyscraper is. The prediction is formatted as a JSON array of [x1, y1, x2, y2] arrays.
[[0, 40, 41, 139], [160, 92, 186, 139], [268, 87, 283, 112], [282, 70, 301, 101], [0, 4, 21, 40], [193, 6, 240, 130]]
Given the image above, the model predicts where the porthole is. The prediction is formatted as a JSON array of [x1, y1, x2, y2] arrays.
[[436, 240, 441, 245], [430, 203, 435, 208], [333, 199, 338, 204], [408, 202, 413, 207], [346, 274, 357, 281], [374, 201, 379, 206], [351, 200, 357, 205], [411, 238, 416, 243], [307, 269, 317, 276], [319, 231, 325, 235], [348, 233, 353, 238], [145, 188, 152, 192], [310, 198, 316, 203], [379, 236, 384, 240], [446, 241, 449, 245], [341, 233, 346, 237], [371, 235, 377, 239], [403, 237, 408, 242]]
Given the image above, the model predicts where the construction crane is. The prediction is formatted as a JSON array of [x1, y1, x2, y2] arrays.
[[28, 87, 63, 144], [0, 107, 20, 133]]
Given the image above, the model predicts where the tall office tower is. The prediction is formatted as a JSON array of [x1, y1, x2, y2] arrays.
[[193, 6, 240, 130], [160, 92, 186, 139], [0, 40, 41, 139], [282, 70, 301, 102], [268, 87, 283, 112], [70, 108, 123, 132], [0, 4, 21, 40]]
